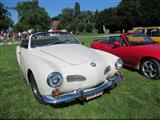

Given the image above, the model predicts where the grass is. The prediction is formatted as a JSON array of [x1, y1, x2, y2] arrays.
[[0, 39, 17, 43], [0, 35, 160, 119]]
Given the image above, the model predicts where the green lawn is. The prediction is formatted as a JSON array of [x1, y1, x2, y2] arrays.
[[0, 39, 17, 43], [0, 35, 160, 119]]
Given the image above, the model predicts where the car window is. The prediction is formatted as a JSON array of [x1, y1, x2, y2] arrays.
[[31, 32, 80, 48], [125, 33, 156, 46], [20, 39, 29, 48], [98, 37, 110, 44], [146, 28, 160, 37], [108, 36, 126, 46]]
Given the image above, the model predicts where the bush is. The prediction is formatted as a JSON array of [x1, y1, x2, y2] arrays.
[[78, 23, 86, 32], [86, 23, 94, 32]]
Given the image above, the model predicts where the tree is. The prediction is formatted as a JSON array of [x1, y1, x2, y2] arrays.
[[96, 8, 119, 33], [74, 2, 80, 17], [95, 9, 99, 23], [54, 2, 97, 33], [116, 0, 141, 30], [86, 23, 94, 32], [0, 2, 13, 31], [139, 0, 160, 26], [59, 8, 74, 27], [80, 10, 94, 23], [78, 23, 86, 32], [15, 0, 50, 32]]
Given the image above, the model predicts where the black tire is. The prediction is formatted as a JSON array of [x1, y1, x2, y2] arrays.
[[30, 73, 46, 104], [140, 58, 160, 80]]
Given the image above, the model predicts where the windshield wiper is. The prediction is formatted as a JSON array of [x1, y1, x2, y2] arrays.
[[46, 41, 64, 46]]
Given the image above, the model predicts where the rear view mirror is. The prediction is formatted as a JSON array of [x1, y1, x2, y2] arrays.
[[113, 41, 120, 48]]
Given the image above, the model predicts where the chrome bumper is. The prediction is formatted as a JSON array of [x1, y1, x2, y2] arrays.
[[42, 75, 122, 104]]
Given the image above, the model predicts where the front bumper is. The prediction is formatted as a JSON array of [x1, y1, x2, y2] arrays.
[[42, 75, 122, 104]]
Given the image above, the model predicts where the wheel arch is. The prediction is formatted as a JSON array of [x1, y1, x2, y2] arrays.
[[27, 69, 33, 84], [138, 56, 160, 69], [139, 56, 160, 79], [139, 56, 160, 65]]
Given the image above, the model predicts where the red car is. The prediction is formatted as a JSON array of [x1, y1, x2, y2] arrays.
[[91, 33, 160, 79]]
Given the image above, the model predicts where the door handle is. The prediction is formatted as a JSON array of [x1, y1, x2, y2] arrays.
[[18, 52, 21, 54]]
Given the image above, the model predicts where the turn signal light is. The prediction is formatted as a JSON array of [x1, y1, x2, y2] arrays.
[[115, 71, 122, 77], [52, 87, 59, 98]]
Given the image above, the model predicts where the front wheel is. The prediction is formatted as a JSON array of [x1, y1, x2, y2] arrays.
[[140, 58, 160, 80], [30, 73, 46, 104]]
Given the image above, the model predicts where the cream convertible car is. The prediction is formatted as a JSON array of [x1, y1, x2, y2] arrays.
[[16, 32, 123, 105]]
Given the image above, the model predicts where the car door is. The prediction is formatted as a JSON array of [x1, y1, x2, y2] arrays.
[[100, 36, 137, 67], [18, 39, 29, 76]]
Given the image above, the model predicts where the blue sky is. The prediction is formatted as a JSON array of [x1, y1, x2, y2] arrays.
[[2, 0, 121, 24]]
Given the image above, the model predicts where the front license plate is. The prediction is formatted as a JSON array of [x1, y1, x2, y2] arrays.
[[86, 91, 103, 100]]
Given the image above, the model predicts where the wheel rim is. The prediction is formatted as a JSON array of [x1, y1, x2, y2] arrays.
[[33, 86, 38, 95], [30, 74, 42, 99], [142, 60, 158, 78]]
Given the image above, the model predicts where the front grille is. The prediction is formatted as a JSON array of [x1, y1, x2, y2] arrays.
[[67, 75, 86, 82], [104, 65, 111, 75]]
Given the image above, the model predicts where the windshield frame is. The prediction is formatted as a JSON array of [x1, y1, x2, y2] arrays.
[[29, 32, 80, 48], [124, 32, 157, 46]]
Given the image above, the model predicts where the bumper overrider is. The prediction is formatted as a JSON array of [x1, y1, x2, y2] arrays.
[[42, 74, 122, 104]]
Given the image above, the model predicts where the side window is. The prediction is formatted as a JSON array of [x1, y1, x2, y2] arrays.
[[99, 37, 110, 44], [109, 36, 126, 46], [20, 39, 29, 48], [96, 37, 109, 44], [146, 28, 160, 37]]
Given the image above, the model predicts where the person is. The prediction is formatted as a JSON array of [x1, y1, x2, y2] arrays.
[[18, 32, 22, 41]]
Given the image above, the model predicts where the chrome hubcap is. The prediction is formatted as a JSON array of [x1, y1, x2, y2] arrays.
[[33, 87, 38, 95], [142, 61, 158, 78]]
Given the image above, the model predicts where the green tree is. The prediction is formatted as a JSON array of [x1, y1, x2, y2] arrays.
[[80, 10, 94, 23], [59, 8, 74, 28], [15, 0, 50, 32], [55, 2, 96, 33], [86, 23, 94, 32], [78, 23, 86, 32], [0, 2, 13, 31], [96, 8, 119, 33], [74, 2, 80, 17], [139, 0, 160, 26], [116, 0, 141, 30]]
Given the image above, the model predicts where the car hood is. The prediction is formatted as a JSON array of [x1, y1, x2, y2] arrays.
[[39, 44, 102, 65]]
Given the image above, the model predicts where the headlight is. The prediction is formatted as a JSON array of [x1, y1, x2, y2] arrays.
[[115, 58, 123, 70], [47, 72, 63, 87]]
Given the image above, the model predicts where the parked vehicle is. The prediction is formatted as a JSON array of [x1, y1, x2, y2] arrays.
[[132, 26, 160, 43], [16, 32, 123, 104], [91, 33, 160, 79]]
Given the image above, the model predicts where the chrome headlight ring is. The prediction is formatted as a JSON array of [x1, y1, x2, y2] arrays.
[[47, 72, 63, 87], [115, 58, 123, 70]]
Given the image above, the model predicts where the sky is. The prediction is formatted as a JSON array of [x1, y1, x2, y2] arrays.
[[2, 0, 121, 24]]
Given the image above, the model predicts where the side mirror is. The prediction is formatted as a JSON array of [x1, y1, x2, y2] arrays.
[[113, 41, 120, 48]]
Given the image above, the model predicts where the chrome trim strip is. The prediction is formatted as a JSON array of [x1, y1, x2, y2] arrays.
[[42, 75, 122, 104]]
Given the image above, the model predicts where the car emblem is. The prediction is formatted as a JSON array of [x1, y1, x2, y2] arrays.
[[90, 62, 96, 67]]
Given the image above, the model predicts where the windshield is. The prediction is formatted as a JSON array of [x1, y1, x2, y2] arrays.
[[31, 32, 80, 48], [125, 33, 157, 46]]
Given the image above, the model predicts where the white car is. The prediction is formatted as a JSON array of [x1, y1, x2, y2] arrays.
[[16, 32, 123, 105]]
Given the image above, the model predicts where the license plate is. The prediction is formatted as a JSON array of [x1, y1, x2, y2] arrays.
[[86, 91, 103, 100]]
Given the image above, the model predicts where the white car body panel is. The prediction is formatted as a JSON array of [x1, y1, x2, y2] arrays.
[[16, 32, 120, 97]]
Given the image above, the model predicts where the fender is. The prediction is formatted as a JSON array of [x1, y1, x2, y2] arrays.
[[92, 48, 120, 77], [26, 54, 61, 95]]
